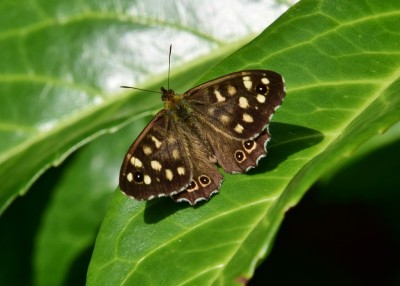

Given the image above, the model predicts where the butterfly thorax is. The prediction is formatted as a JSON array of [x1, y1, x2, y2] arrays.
[[161, 87, 191, 120]]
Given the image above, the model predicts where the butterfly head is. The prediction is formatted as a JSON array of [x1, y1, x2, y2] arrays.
[[161, 87, 176, 101], [161, 86, 185, 113]]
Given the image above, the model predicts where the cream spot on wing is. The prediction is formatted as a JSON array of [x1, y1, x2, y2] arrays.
[[239, 97, 249, 109], [127, 173, 133, 182], [167, 137, 176, 144], [243, 76, 252, 90], [151, 160, 162, 171], [143, 146, 152, 155], [165, 169, 173, 181], [177, 167, 185, 175], [130, 156, 143, 168], [257, 94, 266, 103], [242, 113, 254, 123], [234, 124, 244, 133], [261, 77, 270, 85], [220, 114, 230, 124], [144, 175, 151, 185], [151, 136, 162, 148], [208, 107, 215, 115], [214, 90, 226, 102], [172, 149, 180, 160], [227, 85, 237, 96]]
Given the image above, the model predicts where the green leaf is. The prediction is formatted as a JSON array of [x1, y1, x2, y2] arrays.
[[0, 0, 273, 213], [31, 57, 231, 286], [0, 1, 288, 285], [2, 0, 400, 285], [320, 121, 400, 185], [88, 0, 400, 285]]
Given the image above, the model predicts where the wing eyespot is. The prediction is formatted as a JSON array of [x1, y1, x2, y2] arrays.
[[234, 150, 246, 163], [133, 171, 144, 183], [255, 84, 269, 95]]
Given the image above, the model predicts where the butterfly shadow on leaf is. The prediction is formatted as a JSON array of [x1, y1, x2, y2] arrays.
[[248, 122, 324, 175], [143, 196, 198, 224], [142, 123, 323, 223]]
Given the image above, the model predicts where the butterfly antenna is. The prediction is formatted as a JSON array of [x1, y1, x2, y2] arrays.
[[121, 45, 173, 94], [120, 86, 162, 94], [168, 44, 172, 91]]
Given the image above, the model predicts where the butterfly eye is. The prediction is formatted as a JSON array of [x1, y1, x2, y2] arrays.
[[133, 171, 144, 183], [255, 84, 268, 95]]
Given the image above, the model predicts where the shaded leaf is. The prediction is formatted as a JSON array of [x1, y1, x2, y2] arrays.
[[0, 0, 280, 212], [8, 1, 292, 285], [88, 0, 400, 285]]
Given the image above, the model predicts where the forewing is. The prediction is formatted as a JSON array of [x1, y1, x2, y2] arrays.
[[185, 70, 285, 140], [119, 110, 192, 200]]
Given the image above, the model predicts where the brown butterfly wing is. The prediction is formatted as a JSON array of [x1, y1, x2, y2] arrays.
[[185, 70, 285, 140], [119, 110, 193, 200], [205, 129, 271, 174], [170, 126, 224, 205], [185, 70, 285, 173], [119, 110, 224, 205]]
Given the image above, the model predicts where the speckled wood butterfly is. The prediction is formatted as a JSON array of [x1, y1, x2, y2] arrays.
[[119, 69, 285, 205]]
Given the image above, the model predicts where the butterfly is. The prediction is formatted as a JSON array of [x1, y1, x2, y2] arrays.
[[119, 70, 285, 205]]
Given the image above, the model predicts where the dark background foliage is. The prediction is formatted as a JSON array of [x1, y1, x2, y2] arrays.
[[1, 0, 399, 285]]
